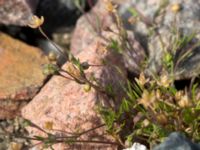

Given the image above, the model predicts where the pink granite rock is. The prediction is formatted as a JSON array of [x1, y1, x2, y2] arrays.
[[21, 1, 130, 149], [71, 0, 146, 74], [70, 0, 113, 55], [0, 0, 38, 26], [22, 36, 127, 149], [0, 32, 49, 119]]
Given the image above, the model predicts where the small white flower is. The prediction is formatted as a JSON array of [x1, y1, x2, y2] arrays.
[[123, 142, 147, 150]]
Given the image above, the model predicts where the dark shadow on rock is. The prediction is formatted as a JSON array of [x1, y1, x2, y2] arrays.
[[174, 44, 200, 80], [133, 31, 149, 57], [36, 0, 97, 36]]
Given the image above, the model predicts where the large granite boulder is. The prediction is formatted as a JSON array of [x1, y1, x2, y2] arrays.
[[22, 40, 127, 149]]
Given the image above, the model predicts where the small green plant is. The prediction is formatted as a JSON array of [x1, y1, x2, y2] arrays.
[[98, 67, 200, 149], [95, 1, 200, 149]]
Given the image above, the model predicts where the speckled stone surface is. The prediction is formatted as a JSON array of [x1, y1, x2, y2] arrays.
[[71, 0, 145, 74], [119, 0, 200, 79], [0, 32, 49, 118], [22, 38, 127, 149], [21, 2, 128, 146], [0, 0, 38, 26]]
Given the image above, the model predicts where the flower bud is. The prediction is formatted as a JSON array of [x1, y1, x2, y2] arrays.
[[83, 83, 91, 92], [178, 95, 191, 108], [27, 15, 44, 28], [48, 51, 58, 62], [44, 121, 53, 130], [106, 1, 117, 13], [9, 142, 22, 150], [142, 119, 150, 127], [158, 74, 171, 88], [81, 61, 90, 70], [64, 62, 83, 80], [171, 4, 181, 13], [175, 91, 184, 101], [156, 113, 168, 125], [42, 64, 59, 76], [135, 72, 149, 86]]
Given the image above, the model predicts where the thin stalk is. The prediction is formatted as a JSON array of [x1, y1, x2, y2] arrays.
[[38, 27, 67, 58]]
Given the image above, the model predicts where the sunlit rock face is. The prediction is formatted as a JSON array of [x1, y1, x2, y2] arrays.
[[0, 32, 49, 119]]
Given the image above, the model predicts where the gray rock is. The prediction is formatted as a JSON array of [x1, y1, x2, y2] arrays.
[[118, 0, 200, 79], [174, 44, 200, 80], [153, 132, 200, 150]]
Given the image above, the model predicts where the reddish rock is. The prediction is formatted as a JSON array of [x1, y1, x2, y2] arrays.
[[71, 0, 146, 74], [22, 37, 127, 149], [0, 0, 38, 26], [70, 0, 113, 55], [0, 32, 48, 118]]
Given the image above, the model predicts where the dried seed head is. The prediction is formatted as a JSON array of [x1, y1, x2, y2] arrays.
[[9, 142, 23, 150], [158, 73, 172, 88], [178, 94, 191, 108], [156, 113, 168, 125], [171, 3, 181, 13], [64, 62, 83, 80], [27, 15, 44, 28], [155, 89, 161, 99], [83, 83, 91, 92], [106, 0, 117, 13], [139, 90, 156, 109], [128, 16, 138, 24], [175, 91, 184, 101], [44, 121, 53, 130], [48, 51, 58, 62], [142, 119, 150, 127], [135, 72, 149, 86]]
